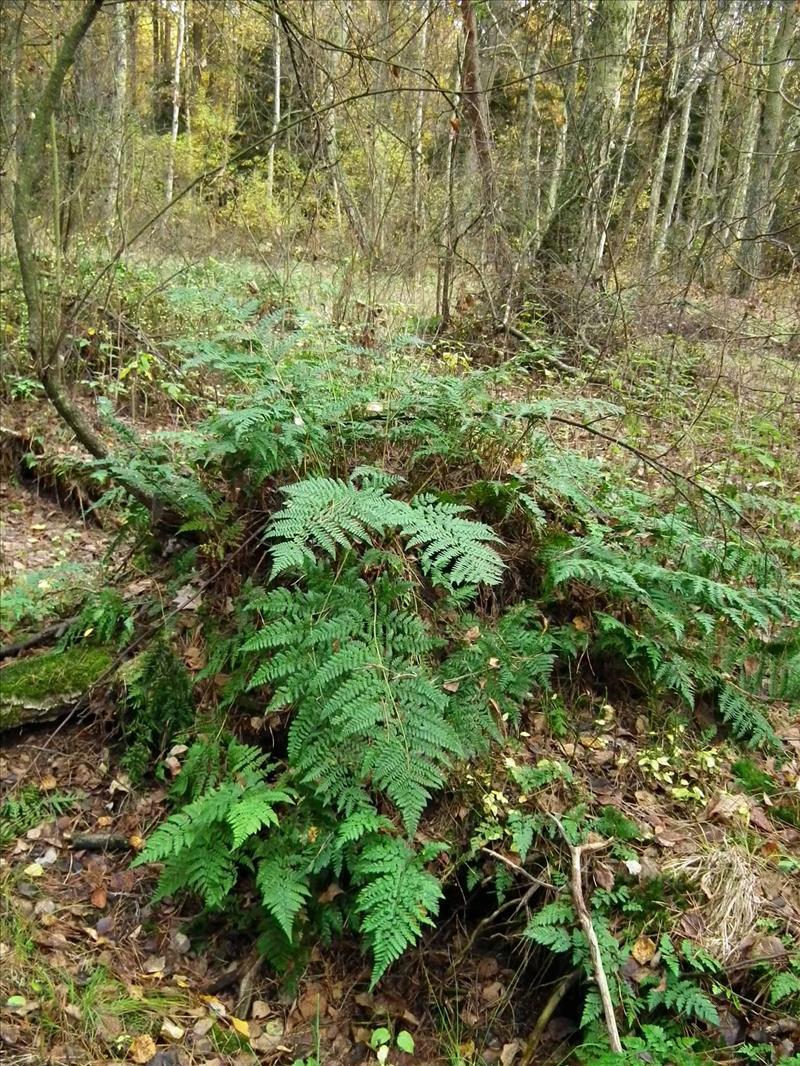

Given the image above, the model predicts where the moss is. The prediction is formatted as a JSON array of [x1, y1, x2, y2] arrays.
[[0, 646, 112, 727]]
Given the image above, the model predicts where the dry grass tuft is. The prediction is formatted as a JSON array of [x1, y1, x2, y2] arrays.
[[664, 843, 764, 962]]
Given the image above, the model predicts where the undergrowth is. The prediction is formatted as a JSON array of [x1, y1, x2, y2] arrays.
[[19, 311, 798, 1054]]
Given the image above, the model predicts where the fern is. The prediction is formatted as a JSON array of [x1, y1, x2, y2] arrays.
[[770, 969, 800, 1006], [351, 836, 444, 986], [267, 477, 504, 587], [244, 566, 461, 833], [132, 738, 294, 907], [256, 854, 312, 939]]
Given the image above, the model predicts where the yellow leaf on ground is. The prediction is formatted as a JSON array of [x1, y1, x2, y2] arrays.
[[231, 1015, 250, 1038], [129, 1034, 157, 1063], [631, 935, 657, 965]]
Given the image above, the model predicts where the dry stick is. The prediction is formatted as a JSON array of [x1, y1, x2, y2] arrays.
[[520, 969, 581, 1066], [0, 615, 79, 661], [551, 816, 621, 1055]]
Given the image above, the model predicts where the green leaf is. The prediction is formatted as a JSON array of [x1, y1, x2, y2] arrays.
[[396, 1031, 415, 1054]]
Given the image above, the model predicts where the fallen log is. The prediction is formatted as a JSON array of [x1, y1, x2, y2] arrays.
[[0, 646, 113, 731]]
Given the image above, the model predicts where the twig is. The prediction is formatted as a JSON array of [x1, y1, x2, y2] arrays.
[[481, 847, 552, 887], [0, 615, 78, 661], [454, 882, 539, 965], [550, 817, 621, 1055], [235, 951, 265, 1019], [67, 832, 131, 852], [520, 969, 580, 1065], [497, 322, 611, 385]]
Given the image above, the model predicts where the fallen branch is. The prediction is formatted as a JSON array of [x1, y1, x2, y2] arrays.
[[551, 817, 621, 1055], [497, 323, 611, 385], [0, 615, 78, 661], [520, 969, 580, 1065], [67, 832, 131, 852]]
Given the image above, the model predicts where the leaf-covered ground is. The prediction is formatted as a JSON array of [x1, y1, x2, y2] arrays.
[[2, 259, 799, 1065]]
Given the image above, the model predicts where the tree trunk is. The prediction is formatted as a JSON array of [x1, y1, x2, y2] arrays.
[[411, 5, 429, 263], [651, 3, 704, 270], [151, 0, 161, 126], [459, 0, 508, 274], [641, 1, 687, 257], [598, 7, 652, 266], [735, 0, 795, 294], [12, 0, 105, 430], [575, 0, 637, 280], [11, 0, 174, 519], [686, 71, 723, 239], [127, 2, 138, 112], [102, 0, 128, 238], [267, 8, 281, 203], [536, 3, 584, 256], [440, 50, 462, 328], [164, 0, 186, 206]]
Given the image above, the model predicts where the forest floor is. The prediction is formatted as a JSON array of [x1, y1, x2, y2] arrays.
[[1, 258, 799, 1066]]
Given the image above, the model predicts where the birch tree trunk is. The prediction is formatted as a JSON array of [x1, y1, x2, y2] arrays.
[[164, 0, 186, 206], [411, 6, 428, 259], [267, 9, 281, 203], [459, 0, 508, 274], [641, 1, 688, 256], [651, 3, 704, 270], [102, 0, 128, 238], [597, 8, 652, 267], [575, 0, 637, 280], [735, 0, 795, 293]]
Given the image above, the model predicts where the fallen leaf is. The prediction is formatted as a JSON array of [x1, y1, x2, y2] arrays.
[[631, 935, 657, 965], [500, 1041, 521, 1066], [317, 883, 344, 904], [192, 1017, 215, 1038], [623, 858, 642, 876], [128, 1033, 157, 1063], [0, 1023, 21, 1045], [298, 990, 327, 1021], [480, 980, 504, 1004], [173, 584, 201, 611], [202, 995, 227, 1018], [231, 1016, 250, 1038], [442, 680, 460, 693], [706, 791, 750, 823], [250, 1000, 270, 1020], [593, 863, 614, 890], [90, 887, 107, 909], [23, 863, 44, 879], [161, 1018, 185, 1041]]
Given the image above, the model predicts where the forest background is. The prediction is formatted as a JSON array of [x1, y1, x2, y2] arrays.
[[0, 2, 799, 1065]]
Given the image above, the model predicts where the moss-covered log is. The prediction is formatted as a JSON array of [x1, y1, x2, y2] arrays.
[[0, 646, 112, 730]]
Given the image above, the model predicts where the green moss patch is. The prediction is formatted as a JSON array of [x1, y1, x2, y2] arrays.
[[0, 646, 112, 728]]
